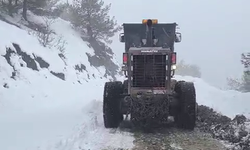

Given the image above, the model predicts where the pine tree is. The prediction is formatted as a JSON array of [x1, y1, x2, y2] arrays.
[[241, 53, 250, 92], [71, 0, 121, 44], [28, 0, 47, 8], [0, 0, 22, 16], [241, 53, 250, 68]]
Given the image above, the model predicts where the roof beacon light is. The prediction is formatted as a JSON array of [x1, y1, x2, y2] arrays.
[[142, 19, 158, 24]]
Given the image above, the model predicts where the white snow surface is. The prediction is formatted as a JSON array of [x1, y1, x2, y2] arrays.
[[0, 14, 250, 150], [174, 75, 250, 119]]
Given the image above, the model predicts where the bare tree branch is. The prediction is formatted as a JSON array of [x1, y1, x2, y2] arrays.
[[36, 17, 55, 47]]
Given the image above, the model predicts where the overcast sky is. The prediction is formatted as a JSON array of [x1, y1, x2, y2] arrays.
[[103, 0, 250, 88]]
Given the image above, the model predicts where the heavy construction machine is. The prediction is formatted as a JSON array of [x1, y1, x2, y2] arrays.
[[103, 19, 197, 130]]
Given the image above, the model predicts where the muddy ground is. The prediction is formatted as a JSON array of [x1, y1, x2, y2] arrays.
[[132, 128, 227, 150], [103, 105, 250, 150]]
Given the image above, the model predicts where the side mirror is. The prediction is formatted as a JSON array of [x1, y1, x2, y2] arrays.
[[119, 33, 125, 42], [175, 32, 182, 43]]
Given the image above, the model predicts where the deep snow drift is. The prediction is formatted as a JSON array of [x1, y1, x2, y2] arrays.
[[1, 14, 250, 150]]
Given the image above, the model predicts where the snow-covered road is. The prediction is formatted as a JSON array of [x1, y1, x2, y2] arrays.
[[0, 93, 134, 150], [0, 110, 84, 150]]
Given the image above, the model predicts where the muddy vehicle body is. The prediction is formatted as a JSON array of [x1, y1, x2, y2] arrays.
[[103, 19, 197, 130]]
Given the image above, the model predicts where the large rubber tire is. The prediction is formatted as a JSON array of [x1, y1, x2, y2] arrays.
[[174, 81, 196, 130], [103, 81, 123, 128]]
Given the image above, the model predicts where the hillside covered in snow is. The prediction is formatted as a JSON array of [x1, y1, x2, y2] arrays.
[[0, 1, 130, 149], [1, 0, 250, 150]]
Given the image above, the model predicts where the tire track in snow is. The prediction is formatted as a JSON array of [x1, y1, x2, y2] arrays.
[[51, 100, 134, 150], [48, 101, 231, 150]]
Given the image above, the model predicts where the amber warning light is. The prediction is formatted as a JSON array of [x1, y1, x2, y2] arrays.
[[142, 19, 158, 24]]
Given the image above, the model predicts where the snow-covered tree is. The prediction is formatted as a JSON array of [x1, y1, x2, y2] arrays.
[[241, 53, 250, 92], [64, 0, 121, 79], [0, 0, 60, 20], [25, 0, 59, 10], [0, 0, 22, 16], [226, 53, 250, 92], [70, 0, 121, 44]]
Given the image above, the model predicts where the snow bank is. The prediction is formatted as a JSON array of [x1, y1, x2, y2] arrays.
[[175, 76, 250, 149], [174, 75, 250, 119]]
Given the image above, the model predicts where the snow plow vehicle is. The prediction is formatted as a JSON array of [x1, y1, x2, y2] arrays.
[[103, 19, 197, 130]]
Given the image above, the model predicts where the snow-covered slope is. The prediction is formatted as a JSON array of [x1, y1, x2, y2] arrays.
[[0, 16, 133, 150], [0, 13, 112, 123], [1, 14, 250, 150]]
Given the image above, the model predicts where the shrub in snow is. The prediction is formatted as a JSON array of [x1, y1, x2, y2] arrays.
[[227, 77, 243, 91], [35, 17, 55, 47], [227, 53, 250, 93], [175, 60, 202, 78]]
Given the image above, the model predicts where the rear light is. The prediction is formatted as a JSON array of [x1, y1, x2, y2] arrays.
[[123, 53, 128, 64], [171, 52, 176, 64]]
